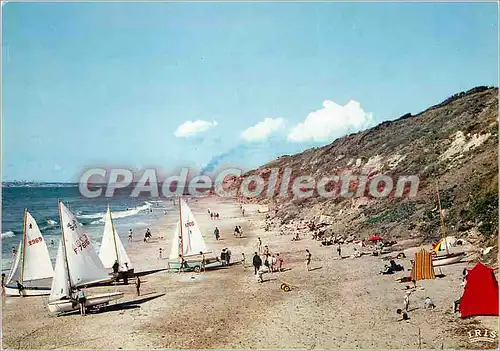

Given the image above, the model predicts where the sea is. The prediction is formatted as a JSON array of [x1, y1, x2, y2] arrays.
[[1, 184, 175, 274]]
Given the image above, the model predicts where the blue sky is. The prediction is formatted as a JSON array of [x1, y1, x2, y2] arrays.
[[2, 2, 498, 182]]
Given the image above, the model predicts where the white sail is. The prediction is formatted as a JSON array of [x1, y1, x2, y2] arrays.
[[169, 197, 208, 259], [59, 202, 110, 287], [169, 222, 181, 260], [22, 211, 54, 282], [99, 207, 133, 271], [6, 241, 22, 285], [49, 241, 70, 302]]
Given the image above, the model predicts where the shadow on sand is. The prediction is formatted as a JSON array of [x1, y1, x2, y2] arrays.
[[308, 266, 323, 272], [62, 293, 166, 316]]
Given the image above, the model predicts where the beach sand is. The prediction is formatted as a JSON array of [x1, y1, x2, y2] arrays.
[[2, 197, 497, 349]]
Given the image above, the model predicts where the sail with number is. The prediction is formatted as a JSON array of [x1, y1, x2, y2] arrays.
[[58, 201, 110, 287], [98, 206, 133, 271], [5, 210, 53, 288], [169, 197, 208, 259]]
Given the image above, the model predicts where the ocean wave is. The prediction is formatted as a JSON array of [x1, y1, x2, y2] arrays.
[[78, 201, 154, 223], [1, 231, 15, 238]]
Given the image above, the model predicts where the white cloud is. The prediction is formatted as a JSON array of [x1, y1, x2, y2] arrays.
[[288, 100, 374, 142], [241, 117, 285, 142], [174, 120, 218, 137]]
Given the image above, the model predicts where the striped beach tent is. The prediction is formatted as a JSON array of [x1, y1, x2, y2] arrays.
[[410, 248, 436, 281]]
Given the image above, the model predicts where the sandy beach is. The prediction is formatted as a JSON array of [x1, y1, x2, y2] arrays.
[[2, 197, 497, 349]]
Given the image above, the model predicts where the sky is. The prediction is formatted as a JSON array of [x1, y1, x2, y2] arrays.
[[2, 2, 498, 182]]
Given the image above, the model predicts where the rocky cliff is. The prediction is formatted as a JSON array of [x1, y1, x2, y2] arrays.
[[231, 86, 498, 257]]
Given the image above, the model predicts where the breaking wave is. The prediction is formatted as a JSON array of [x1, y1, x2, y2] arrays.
[[1, 231, 15, 238], [78, 201, 154, 224]]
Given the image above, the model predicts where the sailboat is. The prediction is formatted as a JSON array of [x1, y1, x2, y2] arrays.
[[168, 196, 216, 272], [4, 210, 54, 296], [47, 201, 123, 314], [98, 206, 134, 279], [432, 183, 466, 267]]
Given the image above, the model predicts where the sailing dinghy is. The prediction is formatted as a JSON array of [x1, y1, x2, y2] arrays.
[[47, 201, 123, 315], [167, 197, 217, 272], [98, 206, 134, 280], [5, 210, 54, 296], [431, 183, 466, 267]]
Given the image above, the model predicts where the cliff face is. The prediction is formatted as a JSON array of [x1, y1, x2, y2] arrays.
[[232, 86, 498, 252]]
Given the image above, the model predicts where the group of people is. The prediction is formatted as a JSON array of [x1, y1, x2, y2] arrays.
[[208, 209, 221, 220], [220, 248, 232, 266], [234, 225, 243, 237]]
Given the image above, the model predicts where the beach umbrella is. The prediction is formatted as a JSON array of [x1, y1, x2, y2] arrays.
[[368, 235, 383, 242]]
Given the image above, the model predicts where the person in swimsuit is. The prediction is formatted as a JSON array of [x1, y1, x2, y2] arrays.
[[77, 287, 87, 316]]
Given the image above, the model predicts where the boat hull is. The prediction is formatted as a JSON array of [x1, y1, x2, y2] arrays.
[[432, 253, 465, 266], [168, 256, 219, 272], [4, 285, 51, 296], [47, 292, 124, 314]]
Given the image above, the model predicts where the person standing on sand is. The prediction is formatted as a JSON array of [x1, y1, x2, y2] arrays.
[[253, 252, 262, 275], [257, 237, 262, 254], [210, 212, 214, 220], [214, 226, 220, 240], [241, 253, 246, 268], [242, 208, 245, 217], [306, 249, 312, 271], [77, 287, 87, 316], [276, 253, 283, 272], [238, 225, 243, 237], [200, 251, 206, 272], [337, 244, 342, 259], [404, 291, 411, 312], [128, 229, 133, 243], [135, 276, 141, 296], [158, 248, 163, 260]]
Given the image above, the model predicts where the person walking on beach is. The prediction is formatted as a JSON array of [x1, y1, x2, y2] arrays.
[[306, 249, 312, 271], [238, 225, 243, 237], [135, 276, 141, 296], [252, 252, 262, 275], [210, 212, 214, 220], [77, 287, 87, 316], [234, 225, 240, 237], [337, 244, 342, 259], [257, 237, 262, 254], [128, 229, 133, 243], [214, 226, 220, 240], [241, 253, 246, 268], [158, 248, 163, 260], [242, 208, 245, 217]]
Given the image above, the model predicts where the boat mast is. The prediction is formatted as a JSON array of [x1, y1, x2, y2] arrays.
[[58, 200, 73, 292], [179, 196, 184, 260], [435, 183, 449, 255], [20, 208, 28, 283], [108, 206, 120, 265]]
